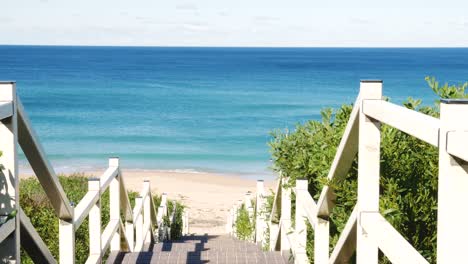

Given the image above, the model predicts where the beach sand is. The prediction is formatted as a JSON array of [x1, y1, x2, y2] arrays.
[[22, 169, 276, 235]]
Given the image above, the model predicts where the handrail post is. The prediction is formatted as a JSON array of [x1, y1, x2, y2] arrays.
[[109, 157, 120, 251], [437, 99, 468, 262], [357, 80, 382, 264], [280, 177, 291, 252], [0, 82, 20, 263], [135, 197, 143, 251], [255, 180, 266, 246], [59, 217, 75, 264], [88, 178, 102, 261], [125, 221, 134, 252], [143, 181, 151, 244], [295, 180, 309, 264]]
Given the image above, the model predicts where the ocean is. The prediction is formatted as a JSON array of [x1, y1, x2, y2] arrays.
[[1, 46, 468, 178]]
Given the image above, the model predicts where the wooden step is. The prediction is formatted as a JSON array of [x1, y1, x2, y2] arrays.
[[112, 234, 292, 264]]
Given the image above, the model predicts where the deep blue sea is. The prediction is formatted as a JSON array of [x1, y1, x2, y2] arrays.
[[1, 46, 468, 178]]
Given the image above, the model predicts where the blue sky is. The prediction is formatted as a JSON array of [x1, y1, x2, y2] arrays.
[[1, 0, 467, 47]]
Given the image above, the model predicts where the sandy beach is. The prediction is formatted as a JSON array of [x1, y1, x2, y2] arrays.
[[100, 170, 276, 234], [22, 169, 276, 235]]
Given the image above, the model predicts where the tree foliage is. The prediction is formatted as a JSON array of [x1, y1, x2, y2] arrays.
[[269, 77, 468, 263]]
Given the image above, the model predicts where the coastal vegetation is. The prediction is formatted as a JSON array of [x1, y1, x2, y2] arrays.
[[19, 174, 184, 264], [269, 77, 468, 262], [234, 205, 255, 241]]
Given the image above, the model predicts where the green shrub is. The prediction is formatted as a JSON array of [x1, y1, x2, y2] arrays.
[[235, 204, 254, 241], [269, 77, 468, 263]]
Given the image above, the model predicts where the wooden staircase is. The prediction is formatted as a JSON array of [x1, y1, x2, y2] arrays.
[[112, 234, 291, 264]]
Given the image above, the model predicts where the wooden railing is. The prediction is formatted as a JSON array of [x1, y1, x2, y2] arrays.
[[0, 82, 187, 263], [227, 80, 468, 263]]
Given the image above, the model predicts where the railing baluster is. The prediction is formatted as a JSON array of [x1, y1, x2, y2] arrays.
[[295, 180, 309, 264], [125, 221, 134, 252], [143, 181, 151, 244], [109, 158, 120, 252], [357, 80, 382, 264], [437, 99, 468, 262], [255, 180, 266, 246], [88, 178, 102, 261], [0, 82, 20, 263], [59, 218, 75, 264], [135, 197, 143, 251], [280, 178, 291, 252]]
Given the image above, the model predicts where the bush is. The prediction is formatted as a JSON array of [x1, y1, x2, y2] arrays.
[[235, 204, 255, 241], [19, 174, 184, 263], [269, 77, 468, 263]]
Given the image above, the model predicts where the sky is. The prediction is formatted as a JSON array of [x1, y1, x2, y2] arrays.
[[1, 0, 468, 47]]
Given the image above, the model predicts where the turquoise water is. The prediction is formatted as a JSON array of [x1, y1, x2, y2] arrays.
[[1, 46, 468, 177]]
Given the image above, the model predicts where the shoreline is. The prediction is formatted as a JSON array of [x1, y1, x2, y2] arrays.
[[20, 168, 277, 235]]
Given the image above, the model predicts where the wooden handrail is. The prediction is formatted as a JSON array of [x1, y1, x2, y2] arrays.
[[0, 83, 188, 263], [363, 99, 440, 147], [228, 80, 468, 264], [17, 98, 74, 220], [0, 101, 13, 120]]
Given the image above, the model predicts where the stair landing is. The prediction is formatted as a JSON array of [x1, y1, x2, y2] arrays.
[[113, 234, 291, 264]]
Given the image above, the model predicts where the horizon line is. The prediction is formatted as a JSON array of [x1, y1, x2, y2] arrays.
[[1, 44, 468, 49]]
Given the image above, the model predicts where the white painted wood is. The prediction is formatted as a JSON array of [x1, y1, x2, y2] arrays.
[[357, 80, 382, 264], [329, 206, 357, 264], [437, 100, 468, 263], [143, 181, 152, 244], [119, 171, 133, 222], [317, 95, 360, 217], [101, 219, 119, 253], [134, 197, 143, 251], [361, 212, 428, 264], [73, 190, 99, 230], [142, 220, 152, 244], [280, 179, 291, 252], [99, 166, 118, 193], [269, 221, 280, 251], [110, 158, 121, 251], [315, 216, 329, 263], [269, 176, 282, 223], [0, 217, 15, 243], [255, 180, 266, 246], [297, 191, 319, 227], [0, 101, 13, 120], [59, 218, 75, 264], [125, 221, 134, 252], [17, 98, 74, 220], [446, 131, 468, 162], [19, 208, 57, 264], [363, 99, 440, 147], [84, 254, 100, 264], [119, 220, 130, 252], [0, 82, 20, 263], [295, 180, 309, 264], [88, 179, 102, 261], [185, 212, 190, 234]]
